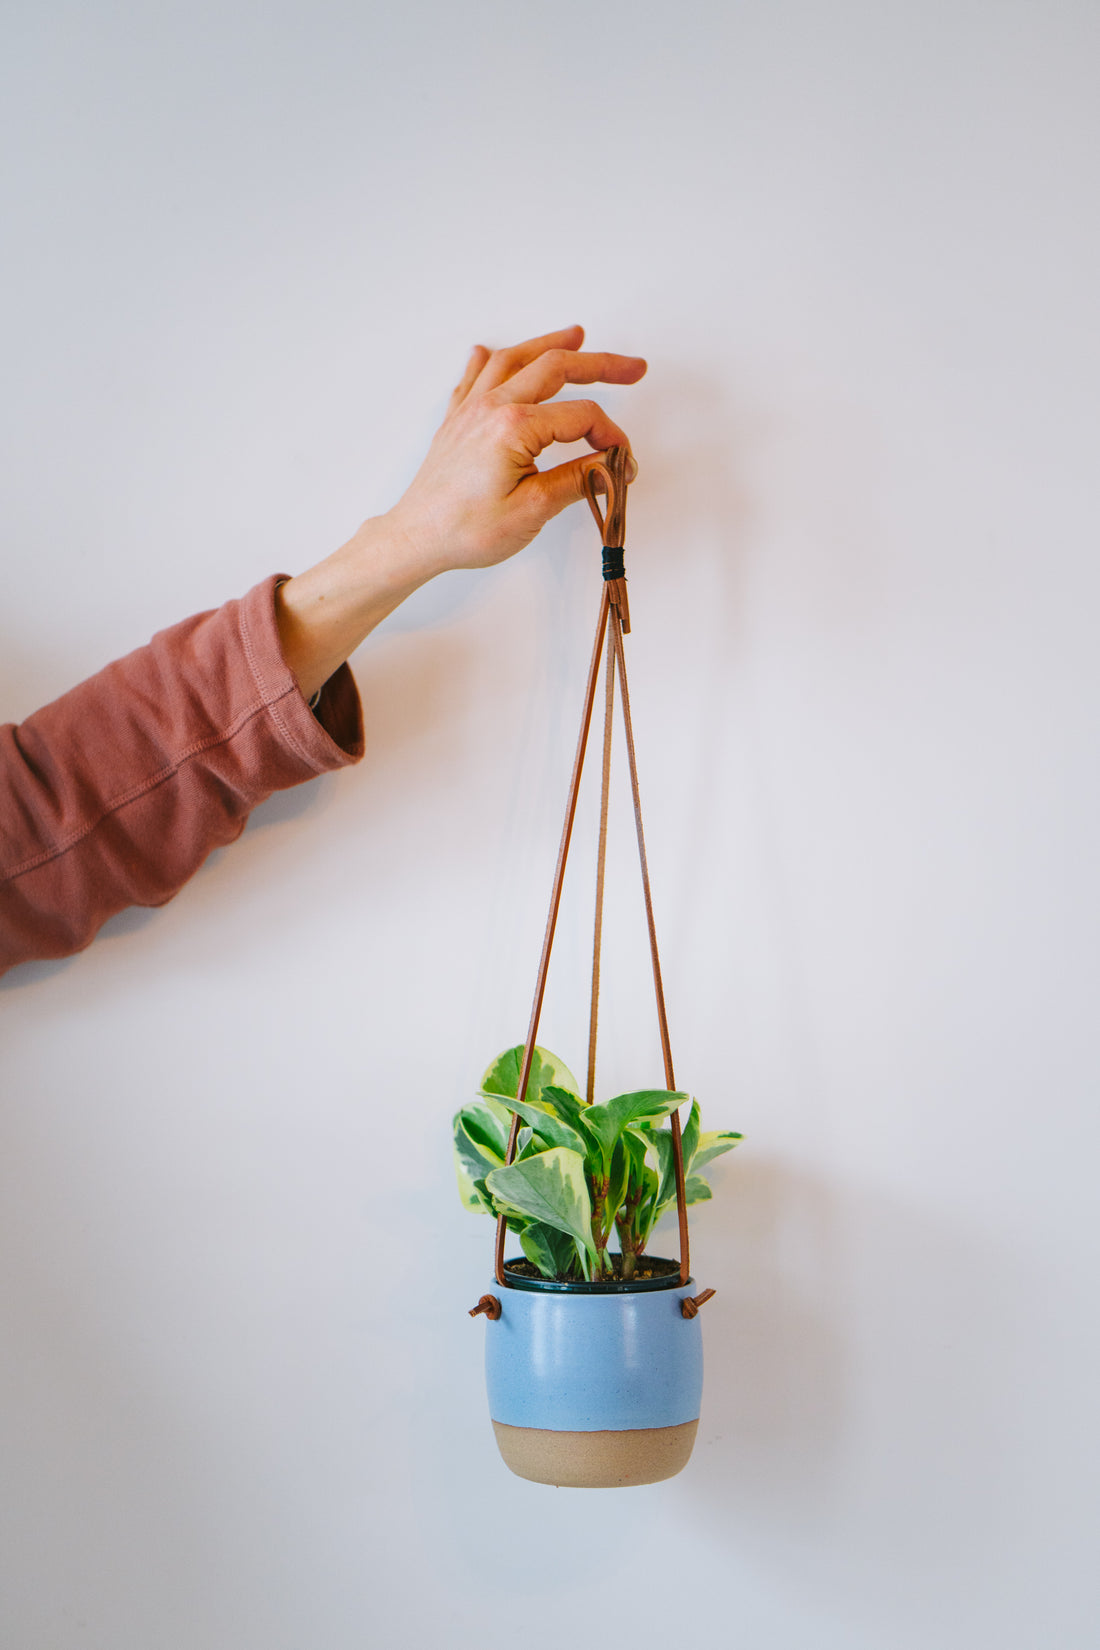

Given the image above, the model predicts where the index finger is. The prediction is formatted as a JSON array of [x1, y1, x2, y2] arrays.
[[473, 324, 586, 393], [494, 348, 647, 406]]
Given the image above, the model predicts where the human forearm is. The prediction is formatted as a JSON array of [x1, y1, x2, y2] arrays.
[[0, 578, 362, 973]]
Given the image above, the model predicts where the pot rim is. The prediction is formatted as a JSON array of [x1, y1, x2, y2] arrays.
[[500, 1255, 689, 1295]]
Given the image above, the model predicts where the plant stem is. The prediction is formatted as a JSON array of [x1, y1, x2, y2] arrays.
[[590, 1176, 613, 1275]]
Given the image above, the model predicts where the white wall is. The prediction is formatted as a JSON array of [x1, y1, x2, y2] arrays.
[[2, 3, 1098, 1646]]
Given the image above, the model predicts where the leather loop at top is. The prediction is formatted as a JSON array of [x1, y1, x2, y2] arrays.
[[582, 445, 630, 548]]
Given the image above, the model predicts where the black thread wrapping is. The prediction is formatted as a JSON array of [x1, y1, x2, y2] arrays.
[[602, 546, 625, 581]]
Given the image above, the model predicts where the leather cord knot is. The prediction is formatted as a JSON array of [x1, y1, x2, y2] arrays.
[[681, 1288, 716, 1319], [601, 546, 631, 632], [469, 1294, 502, 1320]]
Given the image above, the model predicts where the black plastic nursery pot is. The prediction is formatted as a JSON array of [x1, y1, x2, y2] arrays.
[[478, 1257, 707, 1489], [501, 1256, 682, 1292]]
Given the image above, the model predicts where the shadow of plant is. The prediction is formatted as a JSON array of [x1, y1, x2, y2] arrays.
[[686, 1154, 849, 1512]]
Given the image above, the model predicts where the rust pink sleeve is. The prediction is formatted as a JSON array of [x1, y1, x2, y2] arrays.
[[0, 575, 364, 973]]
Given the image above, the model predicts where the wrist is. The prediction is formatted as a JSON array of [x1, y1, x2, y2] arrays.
[[342, 511, 438, 603], [275, 515, 437, 701], [377, 502, 453, 585]]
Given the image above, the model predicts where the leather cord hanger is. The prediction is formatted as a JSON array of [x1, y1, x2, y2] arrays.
[[493, 446, 690, 1289]]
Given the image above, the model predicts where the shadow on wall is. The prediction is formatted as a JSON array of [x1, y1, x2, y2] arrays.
[[680, 1158, 1025, 1633], [349, 623, 477, 793], [621, 367, 760, 970], [626, 364, 757, 647], [687, 1154, 849, 1517], [0, 769, 333, 995], [0, 952, 76, 992]]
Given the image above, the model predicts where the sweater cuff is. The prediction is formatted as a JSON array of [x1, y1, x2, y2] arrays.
[[237, 575, 365, 772]]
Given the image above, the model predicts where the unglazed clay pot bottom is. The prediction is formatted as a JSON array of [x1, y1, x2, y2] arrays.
[[492, 1418, 699, 1488]]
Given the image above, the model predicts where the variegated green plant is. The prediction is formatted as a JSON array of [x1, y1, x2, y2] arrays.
[[454, 1045, 741, 1282]]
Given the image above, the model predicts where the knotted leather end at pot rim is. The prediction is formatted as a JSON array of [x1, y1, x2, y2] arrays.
[[681, 1287, 716, 1319], [469, 1294, 502, 1320]]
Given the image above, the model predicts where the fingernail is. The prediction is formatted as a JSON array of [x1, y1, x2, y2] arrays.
[[626, 453, 639, 483]]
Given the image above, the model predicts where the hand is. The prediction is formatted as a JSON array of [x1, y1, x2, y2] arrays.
[[383, 323, 646, 578], [275, 325, 646, 701]]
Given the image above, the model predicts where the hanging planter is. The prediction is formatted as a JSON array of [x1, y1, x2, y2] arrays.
[[479, 1260, 707, 1489], [457, 449, 740, 1488]]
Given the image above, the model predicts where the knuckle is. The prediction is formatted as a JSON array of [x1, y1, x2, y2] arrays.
[[492, 401, 530, 436], [566, 400, 601, 430]]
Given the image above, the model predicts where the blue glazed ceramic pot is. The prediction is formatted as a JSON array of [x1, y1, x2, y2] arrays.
[[484, 1259, 704, 1487]]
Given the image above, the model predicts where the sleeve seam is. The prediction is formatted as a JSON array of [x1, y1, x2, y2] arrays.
[[0, 688, 299, 887]]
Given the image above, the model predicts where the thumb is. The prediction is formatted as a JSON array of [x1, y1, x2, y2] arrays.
[[521, 453, 608, 526]]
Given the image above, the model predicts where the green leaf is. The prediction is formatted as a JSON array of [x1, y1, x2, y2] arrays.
[[653, 1173, 714, 1227], [486, 1148, 597, 1277], [605, 1088, 689, 1134], [519, 1221, 581, 1280], [681, 1100, 700, 1176], [583, 1089, 688, 1174], [615, 1128, 672, 1253], [538, 1083, 589, 1123], [606, 1136, 631, 1234], [646, 1127, 678, 1211], [488, 1196, 537, 1235], [453, 1110, 507, 1194], [684, 1174, 713, 1205], [519, 1223, 558, 1278], [692, 1130, 743, 1172], [619, 1127, 650, 1186], [457, 1102, 508, 1160], [489, 1095, 587, 1157], [464, 1172, 529, 1231], [541, 1086, 603, 1160], [483, 1097, 515, 1140], [480, 1045, 580, 1106], [455, 1155, 488, 1213]]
